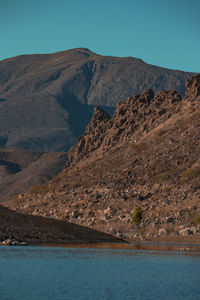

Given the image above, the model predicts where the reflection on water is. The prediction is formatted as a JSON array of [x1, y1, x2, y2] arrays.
[[40, 241, 200, 254], [0, 245, 200, 300]]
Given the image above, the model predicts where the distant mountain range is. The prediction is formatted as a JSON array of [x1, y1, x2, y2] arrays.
[[0, 48, 197, 152]]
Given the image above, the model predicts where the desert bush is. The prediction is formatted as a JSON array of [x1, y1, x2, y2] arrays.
[[193, 216, 200, 225], [186, 167, 200, 178], [155, 172, 169, 181], [132, 207, 142, 224], [157, 129, 168, 137], [181, 167, 200, 183], [162, 186, 171, 193], [131, 142, 147, 153]]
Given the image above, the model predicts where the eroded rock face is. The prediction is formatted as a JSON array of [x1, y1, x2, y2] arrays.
[[67, 107, 110, 165], [67, 87, 182, 165], [184, 75, 200, 100], [5, 75, 200, 241], [65, 74, 200, 179]]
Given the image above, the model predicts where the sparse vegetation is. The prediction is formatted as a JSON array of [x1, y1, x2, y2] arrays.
[[30, 184, 54, 194], [157, 129, 168, 137], [131, 142, 147, 153], [193, 216, 200, 225], [155, 172, 169, 181], [132, 207, 142, 224], [186, 167, 200, 179], [162, 186, 172, 193], [181, 167, 200, 183]]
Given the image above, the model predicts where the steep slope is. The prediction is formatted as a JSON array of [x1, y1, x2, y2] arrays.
[[0, 205, 121, 244], [0, 147, 67, 202], [4, 75, 200, 241], [0, 48, 197, 151]]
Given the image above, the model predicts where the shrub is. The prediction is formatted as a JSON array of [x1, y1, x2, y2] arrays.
[[186, 167, 200, 179], [132, 207, 142, 224], [193, 216, 200, 225], [157, 129, 168, 137]]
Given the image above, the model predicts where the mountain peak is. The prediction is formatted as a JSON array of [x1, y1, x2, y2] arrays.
[[55, 47, 95, 57], [0, 48, 197, 151]]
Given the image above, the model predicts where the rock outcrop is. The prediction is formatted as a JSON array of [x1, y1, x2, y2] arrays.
[[67, 88, 182, 165], [67, 107, 110, 166], [184, 75, 200, 100], [4, 75, 200, 242]]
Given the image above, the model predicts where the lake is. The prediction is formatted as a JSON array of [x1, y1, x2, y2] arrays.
[[0, 244, 200, 300]]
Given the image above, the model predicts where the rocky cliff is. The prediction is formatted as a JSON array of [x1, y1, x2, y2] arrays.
[[67, 87, 182, 165], [4, 75, 200, 241]]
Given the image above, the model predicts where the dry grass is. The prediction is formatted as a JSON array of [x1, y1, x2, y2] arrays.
[[30, 184, 54, 194], [130, 142, 147, 153], [181, 167, 200, 183]]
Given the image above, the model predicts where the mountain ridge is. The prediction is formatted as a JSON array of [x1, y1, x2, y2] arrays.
[[5, 75, 200, 241], [0, 48, 197, 152]]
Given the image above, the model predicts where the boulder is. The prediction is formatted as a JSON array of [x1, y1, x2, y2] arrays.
[[179, 228, 193, 236], [19, 242, 27, 246], [103, 207, 112, 214], [2, 239, 13, 246], [158, 228, 168, 236], [12, 240, 20, 246], [71, 210, 80, 218]]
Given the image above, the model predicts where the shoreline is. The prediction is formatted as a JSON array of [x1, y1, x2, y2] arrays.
[[26, 235, 200, 254], [1, 241, 200, 254]]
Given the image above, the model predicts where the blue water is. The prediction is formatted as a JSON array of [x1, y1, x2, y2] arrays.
[[0, 246, 200, 300]]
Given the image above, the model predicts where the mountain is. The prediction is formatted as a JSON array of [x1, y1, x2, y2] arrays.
[[0, 48, 197, 152], [5, 75, 200, 241], [0, 147, 67, 202]]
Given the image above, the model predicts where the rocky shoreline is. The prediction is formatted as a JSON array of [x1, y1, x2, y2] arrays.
[[1, 239, 27, 246], [1, 238, 200, 255]]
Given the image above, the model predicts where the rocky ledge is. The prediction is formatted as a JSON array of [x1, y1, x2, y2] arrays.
[[1, 239, 27, 246]]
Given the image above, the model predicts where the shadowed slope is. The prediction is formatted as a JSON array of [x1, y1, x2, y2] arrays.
[[0, 205, 122, 244], [0, 147, 67, 202]]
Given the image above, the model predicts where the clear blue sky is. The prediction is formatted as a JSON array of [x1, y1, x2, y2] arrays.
[[1, 0, 200, 72]]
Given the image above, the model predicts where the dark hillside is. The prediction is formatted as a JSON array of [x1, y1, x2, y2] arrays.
[[0, 147, 67, 202]]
